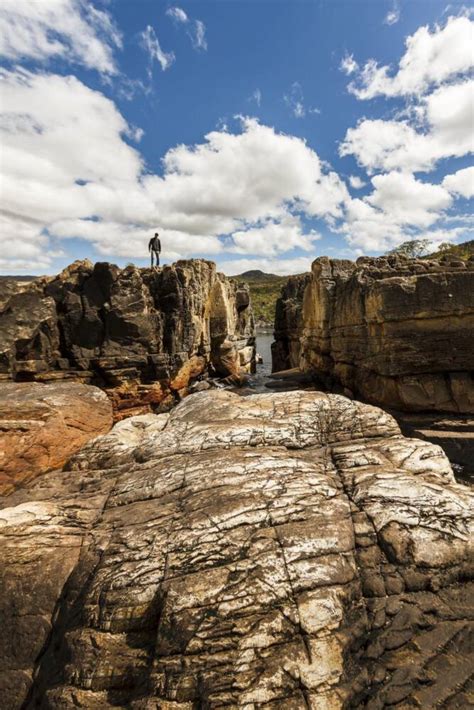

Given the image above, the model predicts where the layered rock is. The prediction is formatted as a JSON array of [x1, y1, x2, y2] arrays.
[[0, 382, 112, 495], [0, 260, 255, 418], [0, 390, 472, 708], [273, 255, 474, 413], [272, 273, 311, 372]]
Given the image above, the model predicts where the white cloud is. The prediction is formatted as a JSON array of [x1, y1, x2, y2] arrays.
[[218, 256, 314, 277], [0, 68, 350, 273], [349, 175, 366, 189], [340, 53, 358, 75], [340, 172, 467, 253], [348, 15, 474, 99], [229, 216, 320, 256], [140, 25, 175, 74], [0, 0, 121, 74], [367, 172, 452, 227], [443, 166, 474, 198], [384, 2, 400, 26], [340, 80, 474, 173], [166, 7, 188, 23], [166, 6, 207, 51]]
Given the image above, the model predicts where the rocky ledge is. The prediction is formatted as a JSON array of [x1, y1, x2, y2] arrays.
[[0, 259, 255, 419], [1, 389, 472, 708], [273, 254, 474, 413]]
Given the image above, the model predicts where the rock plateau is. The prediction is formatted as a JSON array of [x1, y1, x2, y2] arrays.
[[0, 259, 255, 419], [273, 255, 474, 414], [0, 389, 472, 708]]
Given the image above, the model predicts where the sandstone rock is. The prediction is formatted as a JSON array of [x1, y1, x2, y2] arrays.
[[0, 260, 255, 417], [0, 390, 472, 708], [272, 273, 311, 372], [0, 382, 112, 495], [273, 255, 474, 413]]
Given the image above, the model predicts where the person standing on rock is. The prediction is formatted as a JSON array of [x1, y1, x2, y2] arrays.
[[148, 232, 161, 267]]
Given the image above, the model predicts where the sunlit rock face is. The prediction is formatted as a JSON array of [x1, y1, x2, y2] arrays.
[[0, 382, 113, 495], [1, 390, 472, 708], [0, 259, 255, 418], [273, 255, 474, 413]]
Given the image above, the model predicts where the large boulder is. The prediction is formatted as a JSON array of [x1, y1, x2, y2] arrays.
[[0, 382, 112, 495], [0, 390, 472, 708]]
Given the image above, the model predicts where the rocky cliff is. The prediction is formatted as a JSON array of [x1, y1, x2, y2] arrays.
[[272, 273, 311, 372], [273, 255, 474, 413], [0, 260, 255, 418], [0, 388, 472, 708]]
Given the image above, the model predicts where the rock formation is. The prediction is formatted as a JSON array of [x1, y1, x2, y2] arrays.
[[0, 382, 112, 495], [273, 255, 474, 413], [0, 260, 255, 418], [0, 389, 472, 708], [272, 273, 311, 372]]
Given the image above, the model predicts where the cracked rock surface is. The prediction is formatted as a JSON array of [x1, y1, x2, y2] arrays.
[[0, 390, 472, 708]]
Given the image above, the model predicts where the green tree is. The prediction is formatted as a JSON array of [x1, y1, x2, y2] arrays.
[[387, 239, 431, 258], [437, 242, 453, 252]]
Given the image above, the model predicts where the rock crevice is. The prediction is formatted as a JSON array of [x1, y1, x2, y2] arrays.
[[273, 255, 474, 413], [0, 259, 255, 418], [0, 390, 472, 708]]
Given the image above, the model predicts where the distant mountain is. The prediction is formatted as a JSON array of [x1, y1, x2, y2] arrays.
[[236, 269, 281, 282], [0, 275, 37, 281], [234, 271, 292, 327]]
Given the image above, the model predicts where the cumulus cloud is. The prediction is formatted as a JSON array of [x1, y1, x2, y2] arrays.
[[349, 175, 366, 189], [229, 216, 320, 256], [366, 172, 452, 227], [340, 171, 467, 254], [0, 68, 349, 272], [166, 5, 207, 51], [140, 25, 175, 74], [0, 0, 121, 74], [340, 79, 474, 172], [443, 166, 474, 198], [348, 15, 474, 99]]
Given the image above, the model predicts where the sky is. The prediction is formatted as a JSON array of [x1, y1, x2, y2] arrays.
[[0, 0, 473, 276]]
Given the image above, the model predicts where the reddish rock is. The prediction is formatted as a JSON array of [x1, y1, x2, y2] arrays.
[[0, 382, 112, 495]]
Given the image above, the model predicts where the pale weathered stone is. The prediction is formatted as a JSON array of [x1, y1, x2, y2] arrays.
[[0, 390, 472, 708]]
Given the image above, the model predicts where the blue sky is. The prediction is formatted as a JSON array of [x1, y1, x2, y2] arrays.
[[0, 0, 472, 275]]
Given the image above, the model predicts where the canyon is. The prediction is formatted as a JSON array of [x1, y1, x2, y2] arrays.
[[273, 254, 474, 414], [0, 256, 472, 709], [0, 259, 255, 420]]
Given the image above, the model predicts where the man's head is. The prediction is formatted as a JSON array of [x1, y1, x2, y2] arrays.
[[154, 232, 159, 237]]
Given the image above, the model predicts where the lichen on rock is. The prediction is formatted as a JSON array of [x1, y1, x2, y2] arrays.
[[0, 390, 472, 708]]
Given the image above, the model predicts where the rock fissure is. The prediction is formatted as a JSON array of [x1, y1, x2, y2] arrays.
[[0, 387, 472, 708]]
